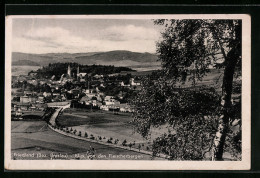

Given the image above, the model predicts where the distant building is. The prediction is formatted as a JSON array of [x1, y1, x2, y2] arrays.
[[28, 96, 37, 103], [11, 88, 23, 95], [47, 101, 71, 108], [77, 73, 87, 78], [85, 89, 94, 94], [94, 74, 103, 79], [20, 96, 29, 104], [24, 90, 33, 96], [43, 92, 52, 97], [80, 96, 91, 105], [37, 96, 45, 103], [120, 81, 130, 87], [104, 96, 120, 106], [69, 89, 81, 97], [27, 79, 38, 86], [130, 78, 141, 86], [20, 95, 37, 104], [15, 103, 31, 111], [92, 100, 102, 107], [119, 103, 132, 112], [100, 105, 109, 111], [79, 78, 86, 82]]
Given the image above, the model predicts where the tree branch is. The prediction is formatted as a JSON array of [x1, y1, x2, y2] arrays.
[[210, 27, 227, 61]]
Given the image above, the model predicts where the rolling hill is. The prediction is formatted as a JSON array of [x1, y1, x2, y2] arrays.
[[12, 60, 40, 66], [12, 51, 160, 69]]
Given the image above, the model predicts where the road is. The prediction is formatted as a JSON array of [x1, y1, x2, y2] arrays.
[[11, 121, 160, 160]]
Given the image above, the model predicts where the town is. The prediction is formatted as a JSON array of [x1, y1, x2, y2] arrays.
[[11, 63, 144, 119]]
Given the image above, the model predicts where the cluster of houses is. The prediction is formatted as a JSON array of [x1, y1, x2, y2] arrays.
[[11, 64, 141, 117]]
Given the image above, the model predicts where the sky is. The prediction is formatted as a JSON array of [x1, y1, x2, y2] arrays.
[[12, 18, 163, 54]]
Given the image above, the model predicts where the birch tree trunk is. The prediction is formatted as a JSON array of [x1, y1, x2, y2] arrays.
[[211, 20, 241, 161], [211, 45, 241, 160], [211, 58, 236, 160]]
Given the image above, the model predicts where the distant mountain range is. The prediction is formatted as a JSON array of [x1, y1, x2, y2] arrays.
[[12, 50, 160, 69]]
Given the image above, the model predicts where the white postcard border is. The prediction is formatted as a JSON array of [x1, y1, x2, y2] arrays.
[[5, 14, 251, 170]]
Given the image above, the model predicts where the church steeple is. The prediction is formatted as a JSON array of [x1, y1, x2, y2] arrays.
[[77, 65, 80, 75], [67, 64, 71, 77]]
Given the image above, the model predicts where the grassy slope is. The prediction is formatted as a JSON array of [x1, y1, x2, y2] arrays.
[[11, 121, 156, 160]]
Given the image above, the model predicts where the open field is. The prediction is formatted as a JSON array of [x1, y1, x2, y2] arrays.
[[11, 121, 160, 160], [59, 109, 133, 126], [12, 65, 41, 76], [56, 107, 239, 160], [57, 109, 169, 150]]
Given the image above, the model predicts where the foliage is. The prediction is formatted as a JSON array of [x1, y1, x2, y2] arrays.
[[130, 19, 242, 160], [224, 127, 241, 160], [154, 19, 241, 82], [129, 143, 133, 149], [152, 114, 218, 160], [107, 139, 113, 144], [100, 84, 137, 103], [131, 76, 221, 138], [42, 107, 56, 123], [122, 139, 127, 146], [114, 139, 119, 144], [132, 76, 241, 160], [34, 63, 134, 79], [132, 82, 222, 159], [12, 81, 52, 93], [90, 134, 95, 140]]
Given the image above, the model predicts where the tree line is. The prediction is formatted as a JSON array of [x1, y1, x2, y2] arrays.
[[29, 63, 134, 79]]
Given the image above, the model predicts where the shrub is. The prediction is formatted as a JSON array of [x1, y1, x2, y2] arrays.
[[90, 134, 95, 140], [107, 139, 113, 144], [114, 139, 119, 144], [85, 132, 88, 137], [129, 143, 133, 150], [122, 139, 127, 146]]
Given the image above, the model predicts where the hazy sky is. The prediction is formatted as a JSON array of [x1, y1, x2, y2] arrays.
[[12, 18, 163, 54]]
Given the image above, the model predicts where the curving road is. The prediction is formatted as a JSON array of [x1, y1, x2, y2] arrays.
[[11, 121, 161, 160]]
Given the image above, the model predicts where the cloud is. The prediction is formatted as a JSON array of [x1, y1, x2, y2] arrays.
[[101, 25, 160, 41], [12, 25, 160, 54]]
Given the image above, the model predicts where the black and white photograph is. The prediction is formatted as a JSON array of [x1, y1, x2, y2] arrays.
[[5, 15, 251, 170]]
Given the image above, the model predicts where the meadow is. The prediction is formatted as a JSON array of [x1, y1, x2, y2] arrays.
[[11, 121, 157, 160], [57, 109, 169, 150], [12, 65, 41, 76]]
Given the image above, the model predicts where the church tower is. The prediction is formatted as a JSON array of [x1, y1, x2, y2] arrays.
[[77, 65, 80, 80], [67, 64, 71, 77]]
